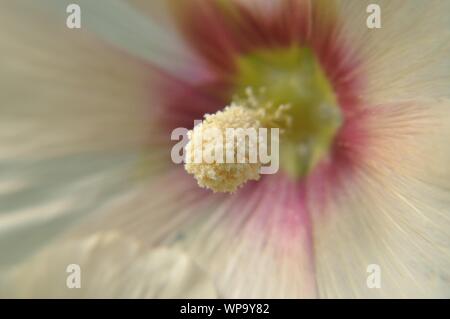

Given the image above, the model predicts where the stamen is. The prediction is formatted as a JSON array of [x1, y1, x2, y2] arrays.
[[184, 104, 263, 193]]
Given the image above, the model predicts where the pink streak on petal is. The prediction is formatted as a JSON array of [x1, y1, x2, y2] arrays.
[[160, 0, 372, 221]]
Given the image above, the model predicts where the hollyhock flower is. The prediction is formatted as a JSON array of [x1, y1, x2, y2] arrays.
[[1, 0, 449, 298]]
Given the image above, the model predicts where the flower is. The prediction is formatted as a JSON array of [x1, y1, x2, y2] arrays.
[[1, 0, 449, 298]]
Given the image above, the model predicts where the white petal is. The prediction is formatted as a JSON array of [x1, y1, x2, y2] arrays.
[[312, 99, 450, 298], [63, 172, 318, 298], [0, 1, 168, 264], [2, 231, 217, 298], [0, 2, 154, 159], [338, 0, 450, 102], [40, 0, 202, 78], [0, 154, 138, 267]]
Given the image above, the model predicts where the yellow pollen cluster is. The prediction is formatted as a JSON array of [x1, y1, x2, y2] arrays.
[[237, 87, 293, 133], [184, 104, 262, 193]]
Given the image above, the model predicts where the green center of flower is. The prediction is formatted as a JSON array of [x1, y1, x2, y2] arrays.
[[232, 46, 342, 177]]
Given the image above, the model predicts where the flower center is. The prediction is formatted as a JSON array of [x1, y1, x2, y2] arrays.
[[232, 45, 342, 177], [184, 46, 342, 193]]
